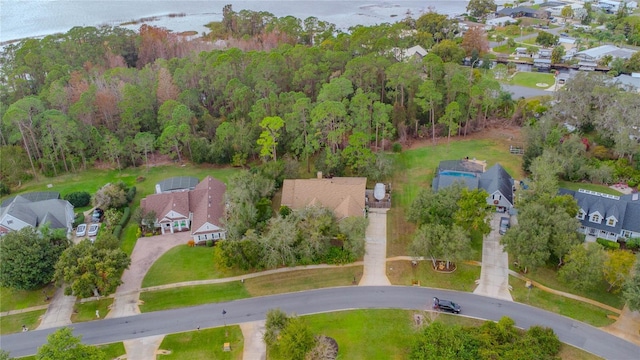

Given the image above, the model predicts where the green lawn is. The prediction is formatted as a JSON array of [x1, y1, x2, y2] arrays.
[[97, 342, 126, 359], [140, 282, 250, 313], [142, 245, 247, 288], [512, 265, 625, 309], [387, 260, 480, 293], [140, 267, 362, 312], [510, 276, 617, 327], [506, 72, 556, 88], [0, 310, 45, 335], [71, 298, 113, 323], [0, 285, 53, 312], [387, 139, 524, 257], [243, 266, 363, 297], [158, 326, 243, 359]]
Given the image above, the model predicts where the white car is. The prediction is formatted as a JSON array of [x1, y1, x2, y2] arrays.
[[76, 224, 87, 237], [88, 224, 99, 237]]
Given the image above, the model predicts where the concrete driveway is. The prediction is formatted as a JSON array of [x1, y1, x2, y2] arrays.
[[473, 213, 513, 301], [106, 231, 191, 319], [359, 208, 391, 286]]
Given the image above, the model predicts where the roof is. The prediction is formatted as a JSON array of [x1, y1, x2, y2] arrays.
[[1, 191, 59, 207], [560, 189, 640, 233], [614, 74, 640, 91], [189, 176, 226, 234], [0, 194, 72, 232], [141, 176, 227, 234], [281, 177, 366, 219], [497, 6, 548, 16], [575, 45, 636, 60], [156, 176, 199, 193], [479, 164, 514, 206], [391, 45, 427, 62]]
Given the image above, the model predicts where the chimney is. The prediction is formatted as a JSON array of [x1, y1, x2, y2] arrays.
[[317, 171, 323, 179]]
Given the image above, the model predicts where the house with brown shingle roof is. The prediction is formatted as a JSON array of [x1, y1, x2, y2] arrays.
[[140, 176, 226, 243], [280, 177, 367, 219]]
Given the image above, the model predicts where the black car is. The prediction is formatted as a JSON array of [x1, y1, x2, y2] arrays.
[[92, 208, 104, 223], [433, 297, 461, 313]]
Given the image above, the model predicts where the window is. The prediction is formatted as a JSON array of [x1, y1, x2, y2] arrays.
[[577, 211, 585, 220], [607, 218, 616, 226], [591, 214, 600, 223], [623, 231, 631, 238]]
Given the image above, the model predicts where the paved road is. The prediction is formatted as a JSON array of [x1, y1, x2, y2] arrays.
[[2, 287, 638, 359]]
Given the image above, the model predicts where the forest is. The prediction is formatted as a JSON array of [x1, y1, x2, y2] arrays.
[[0, 6, 514, 193]]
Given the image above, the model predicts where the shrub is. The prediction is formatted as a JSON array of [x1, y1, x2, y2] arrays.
[[392, 142, 402, 153], [0, 181, 10, 196], [126, 186, 136, 203], [112, 225, 123, 239], [206, 239, 214, 247], [64, 191, 91, 207], [279, 205, 292, 218], [119, 207, 131, 227], [73, 213, 85, 228], [596, 238, 620, 250], [625, 238, 640, 251], [323, 247, 354, 265]]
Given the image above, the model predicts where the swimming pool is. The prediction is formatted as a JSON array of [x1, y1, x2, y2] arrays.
[[439, 171, 477, 178]]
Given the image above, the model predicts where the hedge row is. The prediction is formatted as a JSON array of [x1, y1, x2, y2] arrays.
[[596, 238, 620, 250]]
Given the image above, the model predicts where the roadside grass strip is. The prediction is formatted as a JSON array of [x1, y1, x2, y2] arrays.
[[0, 309, 45, 335], [72, 298, 113, 323], [386, 260, 480, 293], [139, 282, 250, 313], [158, 325, 243, 359]]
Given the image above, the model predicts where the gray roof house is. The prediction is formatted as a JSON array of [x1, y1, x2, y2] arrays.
[[432, 160, 515, 211], [574, 45, 636, 62], [559, 189, 640, 241], [0, 192, 74, 236]]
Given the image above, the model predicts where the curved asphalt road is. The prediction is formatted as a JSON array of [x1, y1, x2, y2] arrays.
[[1, 286, 638, 358]]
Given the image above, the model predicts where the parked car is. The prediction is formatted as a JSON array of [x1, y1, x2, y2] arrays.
[[433, 297, 461, 313], [499, 217, 510, 235], [92, 208, 104, 223], [88, 223, 100, 237], [76, 224, 87, 237]]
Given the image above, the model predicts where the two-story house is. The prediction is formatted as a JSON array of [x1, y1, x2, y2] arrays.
[[559, 189, 640, 241]]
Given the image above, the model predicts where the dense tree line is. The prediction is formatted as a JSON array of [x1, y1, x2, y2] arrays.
[[0, 8, 515, 191]]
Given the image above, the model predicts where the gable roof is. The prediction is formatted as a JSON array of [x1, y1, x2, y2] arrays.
[[140, 176, 226, 233], [559, 189, 640, 233], [281, 177, 366, 219], [479, 163, 514, 206], [575, 45, 636, 60], [0, 194, 72, 232], [189, 176, 226, 233]]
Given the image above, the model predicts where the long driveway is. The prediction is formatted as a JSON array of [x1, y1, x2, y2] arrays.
[[2, 287, 639, 359], [474, 213, 513, 301]]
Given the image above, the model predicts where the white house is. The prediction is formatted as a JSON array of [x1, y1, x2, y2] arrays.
[[0, 192, 75, 237], [486, 16, 515, 27], [559, 189, 640, 241]]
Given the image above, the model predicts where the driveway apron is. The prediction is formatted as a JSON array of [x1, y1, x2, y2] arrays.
[[473, 213, 513, 301], [359, 208, 391, 286]]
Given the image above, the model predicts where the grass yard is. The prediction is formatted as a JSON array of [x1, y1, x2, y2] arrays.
[[243, 266, 363, 297], [386, 260, 480, 293], [142, 245, 247, 287], [139, 282, 250, 313], [559, 180, 623, 196], [97, 342, 126, 359], [387, 138, 524, 257], [71, 298, 113, 323], [506, 71, 556, 88], [510, 277, 617, 327], [559, 344, 604, 360], [140, 267, 362, 312], [511, 265, 625, 309], [0, 285, 53, 312], [0, 309, 45, 335], [158, 326, 243, 359]]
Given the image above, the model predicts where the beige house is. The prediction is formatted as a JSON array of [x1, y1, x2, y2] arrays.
[[140, 176, 226, 243], [281, 177, 367, 219]]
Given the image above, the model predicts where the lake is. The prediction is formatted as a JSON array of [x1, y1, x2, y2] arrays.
[[0, 0, 477, 43]]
